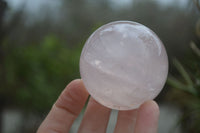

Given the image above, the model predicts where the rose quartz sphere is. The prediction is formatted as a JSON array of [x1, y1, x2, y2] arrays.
[[80, 21, 168, 110]]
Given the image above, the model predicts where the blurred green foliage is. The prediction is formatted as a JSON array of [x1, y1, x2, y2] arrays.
[[166, 1, 200, 132], [1, 35, 83, 112], [167, 31, 200, 133]]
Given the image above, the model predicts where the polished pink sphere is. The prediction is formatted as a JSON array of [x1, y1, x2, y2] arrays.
[[80, 21, 168, 110]]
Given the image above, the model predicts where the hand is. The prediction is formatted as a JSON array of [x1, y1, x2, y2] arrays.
[[37, 79, 159, 133]]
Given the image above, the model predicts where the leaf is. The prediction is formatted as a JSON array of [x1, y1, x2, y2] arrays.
[[190, 42, 200, 58], [167, 76, 196, 95], [173, 59, 193, 86]]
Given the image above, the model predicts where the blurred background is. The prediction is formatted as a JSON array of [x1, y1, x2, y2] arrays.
[[0, 0, 199, 133]]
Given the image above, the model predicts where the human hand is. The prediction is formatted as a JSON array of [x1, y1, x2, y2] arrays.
[[37, 79, 159, 133]]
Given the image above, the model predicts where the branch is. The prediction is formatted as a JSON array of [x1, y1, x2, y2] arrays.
[[193, 0, 200, 11]]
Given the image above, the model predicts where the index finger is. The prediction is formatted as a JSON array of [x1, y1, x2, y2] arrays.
[[37, 79, 89, 133]]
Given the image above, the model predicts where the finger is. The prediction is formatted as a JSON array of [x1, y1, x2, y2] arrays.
[[114, 109, 138, 133], [37, 79, 89, 133], [134, 100, 160, 133], [78, 97, 111, 133]]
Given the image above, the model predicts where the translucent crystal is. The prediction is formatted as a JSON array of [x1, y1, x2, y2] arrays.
[[80, 21, 168, 110]]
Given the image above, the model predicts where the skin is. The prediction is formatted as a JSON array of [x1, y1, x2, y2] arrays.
[[37, 79, 160, 133]]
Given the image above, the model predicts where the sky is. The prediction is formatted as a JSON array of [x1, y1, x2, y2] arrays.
[[5, 0, 62, 25], [156, 0, 188, 7], [6, 0, 189, 13], [5, 0, 189, 23], [6, 0, 62, 14]]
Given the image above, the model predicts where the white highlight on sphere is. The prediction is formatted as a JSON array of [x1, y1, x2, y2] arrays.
[[80, 21, 168, 110]]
